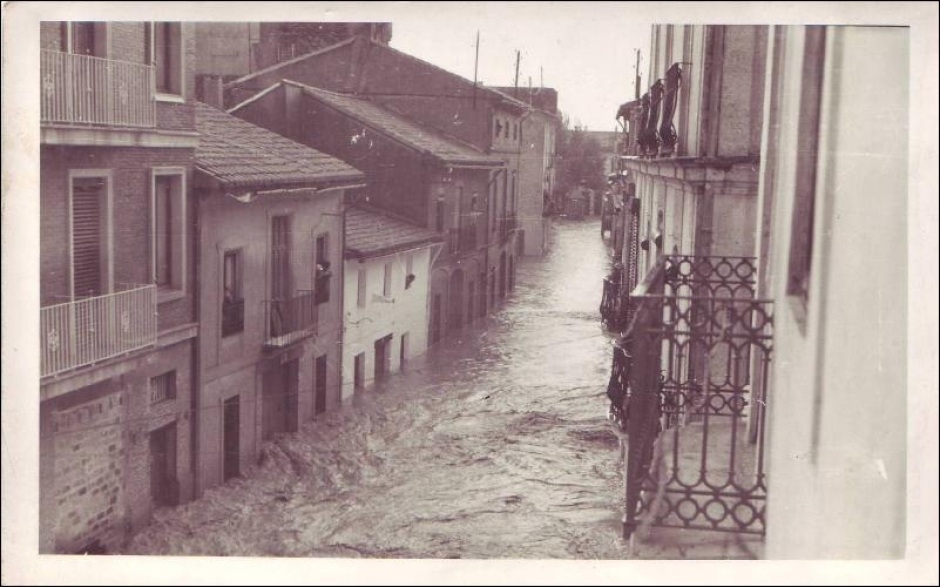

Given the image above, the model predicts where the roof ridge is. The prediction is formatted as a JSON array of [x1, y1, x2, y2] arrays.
[[223, 36, 358, 90], [194, 100, 364, 189], [286, 80, 499, 164], [350, 202, 427, 228], [363, 39, 517, 107]]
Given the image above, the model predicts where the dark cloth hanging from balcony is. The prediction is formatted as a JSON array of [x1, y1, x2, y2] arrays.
[[645, 81, 664, 156], [659, 63, 682, 154], [637, 92, 652, 154]]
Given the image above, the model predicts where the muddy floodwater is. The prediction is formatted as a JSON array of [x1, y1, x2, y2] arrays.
[[126, 219, 631, 558]]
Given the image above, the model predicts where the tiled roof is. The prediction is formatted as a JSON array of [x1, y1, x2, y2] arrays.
[[194, 102, 363, 189], [345, 206, 442, 259], [287, 81, 503, 167]]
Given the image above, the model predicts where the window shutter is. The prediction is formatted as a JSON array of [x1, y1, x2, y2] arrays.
[[72, 177, 104, 297], [357, 268, 367, 307]]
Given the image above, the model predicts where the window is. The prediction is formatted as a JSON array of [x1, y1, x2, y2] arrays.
[[786, 27, 826, 320], [271, 215, 291, 301], [405, 253, 415, 290], [315, 233, 331, 305], [151, 170, 186, 294], [222, 250, 244, 337], [494, 118, 502, 139], [353, 353, 365, 390], [70, 171, 112, 298], [357, 267, 367, 308], [400, 333, 409, 367], [383, 261, 393, 297], [148, 22, 182, 96], [435, 199, 445, 233], [150, 371, 177, 404]]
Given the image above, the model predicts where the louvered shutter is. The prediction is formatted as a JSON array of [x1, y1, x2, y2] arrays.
[[72, 177, 104, 297]]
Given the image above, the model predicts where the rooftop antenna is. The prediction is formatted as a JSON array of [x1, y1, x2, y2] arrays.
[[634, 49, 642, 100], [473, 30, 480, 108]]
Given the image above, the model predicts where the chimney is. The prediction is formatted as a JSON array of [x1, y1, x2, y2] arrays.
[[197, 74, 225, 110]]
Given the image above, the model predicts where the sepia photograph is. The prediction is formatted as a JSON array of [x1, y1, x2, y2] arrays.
[[2, 1, 938, 584]]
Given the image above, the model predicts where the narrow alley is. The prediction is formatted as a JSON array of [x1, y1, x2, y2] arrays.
[[125, 219, 630, 559]]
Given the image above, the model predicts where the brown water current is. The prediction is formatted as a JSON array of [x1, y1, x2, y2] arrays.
[[125, 219, 631, 558]]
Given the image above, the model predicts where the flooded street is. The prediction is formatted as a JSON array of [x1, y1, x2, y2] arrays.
[[126, 219, 629, 559]]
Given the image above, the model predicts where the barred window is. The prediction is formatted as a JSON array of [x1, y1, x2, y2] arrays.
[[150, 371, 177, 404]]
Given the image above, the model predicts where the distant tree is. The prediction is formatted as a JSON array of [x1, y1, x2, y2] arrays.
[[555, 113, 605, 197]]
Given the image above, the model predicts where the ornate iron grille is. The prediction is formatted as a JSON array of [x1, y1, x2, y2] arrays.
[[600, 197, 641, 333], [615, 255, 773, 540]]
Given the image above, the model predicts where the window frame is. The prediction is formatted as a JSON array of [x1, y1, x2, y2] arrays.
[[149, 370, 177, 404], [147, 21, 185, 101], [68, 169, 113, 299], [357, 266, 368, 308], [382, 261, 393, 297], [221, 248, 244, 338], [150, 168, 187, 301], [785, 26, 827, 328], [404, 253, 415, 290], [315, 233, 331, 305]]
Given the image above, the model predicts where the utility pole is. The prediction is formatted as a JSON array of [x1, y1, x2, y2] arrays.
[[634, 49, 641, 100], [513, 50, 520, 97], [473, 30, 480, 108]]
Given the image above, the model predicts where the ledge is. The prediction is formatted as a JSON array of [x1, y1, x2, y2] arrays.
[[41, 125, 198, 148]]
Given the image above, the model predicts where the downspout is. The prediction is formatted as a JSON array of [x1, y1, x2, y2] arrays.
[[190, 187, 202, 498]]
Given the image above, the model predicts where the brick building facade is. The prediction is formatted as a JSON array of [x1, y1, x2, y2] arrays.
[[39, 21, 199, 553]]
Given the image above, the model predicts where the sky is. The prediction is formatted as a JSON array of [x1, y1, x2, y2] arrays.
[[389, 4, 651, 131]]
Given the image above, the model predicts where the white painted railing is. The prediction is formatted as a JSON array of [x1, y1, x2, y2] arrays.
[[40, 50, 156, 128], [41, 284, 158, 378]]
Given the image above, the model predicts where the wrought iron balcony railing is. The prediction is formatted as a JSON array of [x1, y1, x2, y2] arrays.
[[40, 49, 156, 128], [40, 283, 158, 378], [607, 255, 773, 541], [263, 290, 318, 350], [599, 276, 623, 329]]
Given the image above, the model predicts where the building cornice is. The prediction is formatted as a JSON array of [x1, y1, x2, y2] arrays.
[[41, 125, 199, 148]]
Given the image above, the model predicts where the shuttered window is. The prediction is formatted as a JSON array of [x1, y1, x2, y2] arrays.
[[357, 268, 367, 308], [383, 261, 393, 297], [154, 177, 173, 287], [71, 176, 106, 297], [151, 172, 185, 292], [150, 22, 181, 95], [405, 253, 415, 290], [271, 216, 291, 301], [315, 234, 331, 305]]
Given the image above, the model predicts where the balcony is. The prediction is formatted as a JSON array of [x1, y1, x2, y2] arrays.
[[40, 284, 158, 378], [263, 290, 318, 350], [599, 276, 624, 330], [607, 255, 773, 545], [40, 50, 156, 128], [448, 223, 478, 255]]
